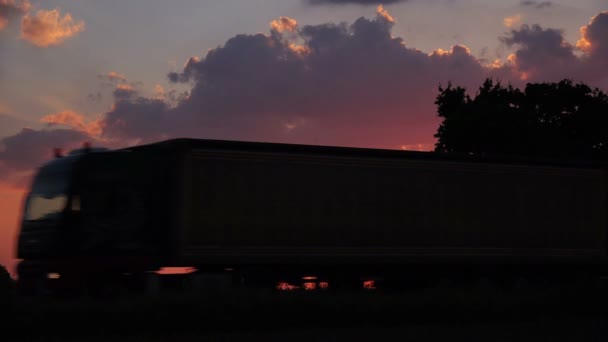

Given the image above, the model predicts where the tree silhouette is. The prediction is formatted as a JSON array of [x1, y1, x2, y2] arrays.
[[434, 78, 608, 160]]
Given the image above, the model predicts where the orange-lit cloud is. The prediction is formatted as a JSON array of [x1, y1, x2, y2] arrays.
[[21, 8, 84, 47], [116, 83, 134, 91], [503, 14, 522, 28], [104, 71, 127, 83], [40, 110, 102, 137], [112, 83, 138, 101], [507, 53, 517, 64], [153, 84, 165, 99], [0, 0, 29, 31], [430, 48, 450, 56], [288, 42, 310, 56], [576, 30, 592, 52], [270, 16, 297, 33], [488, 58, 504, 69], [577, 11, 608, 55], [376, 4, 395, 24], [430, 45, 472, 57], [96, 71, 131, 93]]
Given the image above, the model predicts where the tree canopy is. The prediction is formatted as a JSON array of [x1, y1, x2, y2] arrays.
[[434, 79, 608, 161]]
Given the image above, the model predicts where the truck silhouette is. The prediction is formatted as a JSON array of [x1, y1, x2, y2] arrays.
[[16, 138, 608, 294]]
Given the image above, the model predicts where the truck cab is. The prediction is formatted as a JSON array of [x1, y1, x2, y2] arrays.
[[18, 149, 93, 260], [16, 146, 172, 294]]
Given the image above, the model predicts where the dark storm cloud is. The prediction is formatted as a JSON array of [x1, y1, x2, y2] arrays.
[[306, 0, 406, 5], [520, 1, 553, 9]]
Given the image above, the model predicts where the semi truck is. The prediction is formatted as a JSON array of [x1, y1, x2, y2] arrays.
[[16, 138, 608, 293]]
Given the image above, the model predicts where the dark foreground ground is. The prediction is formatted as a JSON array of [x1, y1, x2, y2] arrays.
[[4, 280, 608, 341]]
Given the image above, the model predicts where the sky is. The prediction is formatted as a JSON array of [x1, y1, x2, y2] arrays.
[[1, 0, 608, 276]]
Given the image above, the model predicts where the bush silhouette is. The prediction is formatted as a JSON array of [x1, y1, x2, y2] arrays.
[[0, 264, 15, 304]]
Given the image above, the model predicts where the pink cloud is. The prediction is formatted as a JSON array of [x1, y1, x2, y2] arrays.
[[21, 8, 84, 47], [40, 110, 103, 137]]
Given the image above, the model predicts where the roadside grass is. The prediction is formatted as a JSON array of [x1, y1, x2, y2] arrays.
[[5, 280, 608, 340]]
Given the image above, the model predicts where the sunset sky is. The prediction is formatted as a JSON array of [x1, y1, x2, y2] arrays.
[[1, 0, 608, 276]]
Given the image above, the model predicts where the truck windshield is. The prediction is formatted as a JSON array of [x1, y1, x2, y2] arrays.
[[24, 171, 69, 221]]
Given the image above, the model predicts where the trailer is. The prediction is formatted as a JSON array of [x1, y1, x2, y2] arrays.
[[16, 139, 608, 292]]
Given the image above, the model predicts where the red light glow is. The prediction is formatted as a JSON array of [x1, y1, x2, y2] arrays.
[[363, 280, 376, 289], [154, 267, 197, 275], [303, 282, 317, 291], [277, 282, 300, 291]]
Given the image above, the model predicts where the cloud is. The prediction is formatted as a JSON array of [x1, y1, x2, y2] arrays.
[[153, 84, 165, 99], [102, 97, 169, 144], [20, 8, 84, 47], [520, 1, 552, 9], [306, 0, 407, 5], [376, 4, 394, 23], [577, 12, 608, 57], [69, 9, 608, 151], [503, 14, 522, 28], [113, 83, 137, 100], [40, 110, 102, 136], [574, 12, 608, 88], [5, 8, 608, 187], [97, 71, 127, 85], [499, 24, 579, 82], [0, 128, 92, 186], [0, 0, 29, 31], [93, 71, 147, 103], [270, 16, 297, 33], [112, 6, 485, 149], [0, 113, 33, 138]]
